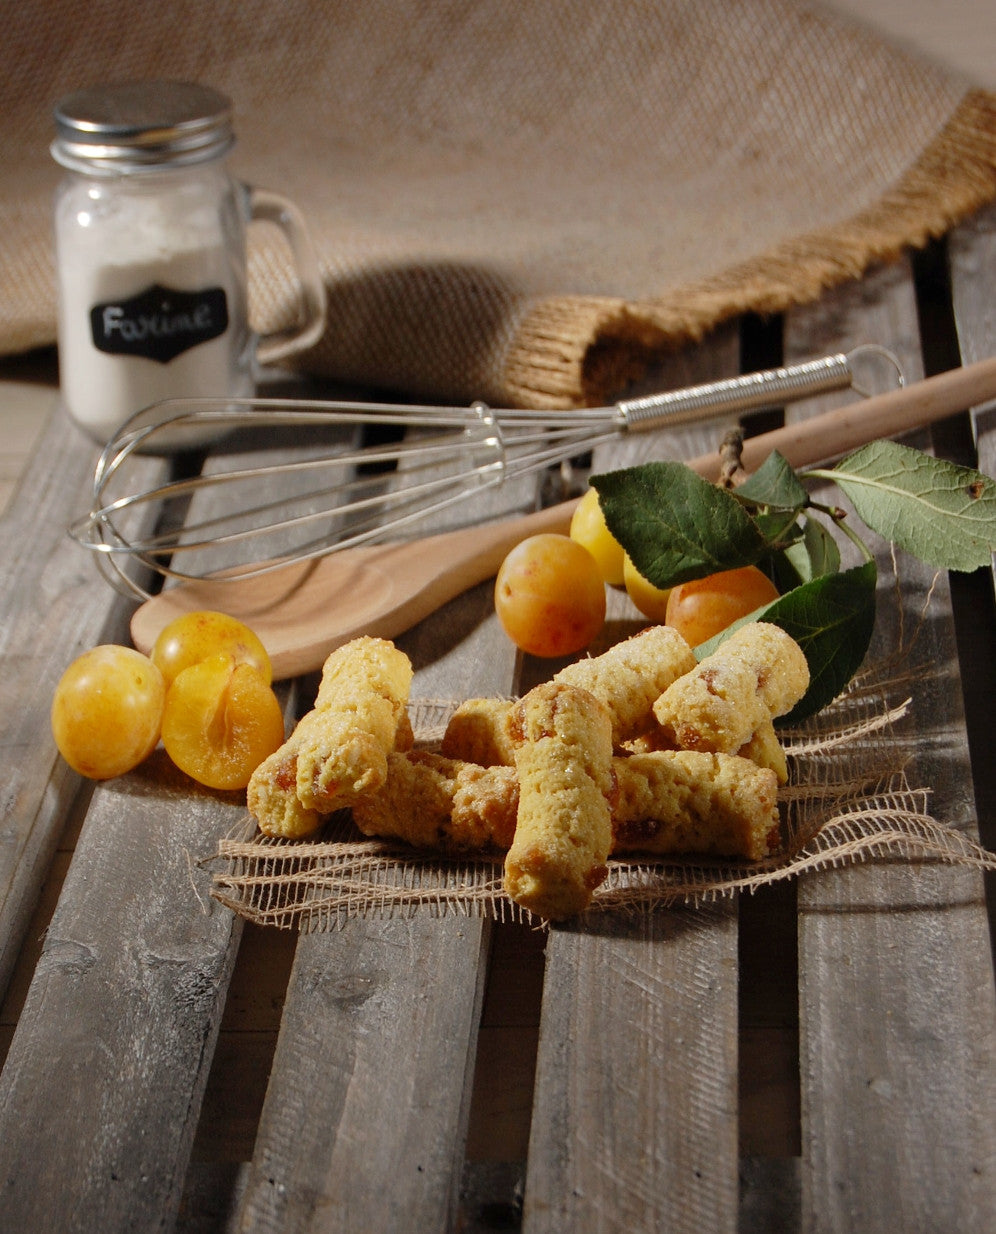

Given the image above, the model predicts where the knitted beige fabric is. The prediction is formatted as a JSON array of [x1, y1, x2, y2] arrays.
[[2, 0, 995, 408]]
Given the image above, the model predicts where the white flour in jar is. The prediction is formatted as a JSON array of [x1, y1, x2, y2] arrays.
[[57, 238, 251, 445], [53, 165, 254, 448]]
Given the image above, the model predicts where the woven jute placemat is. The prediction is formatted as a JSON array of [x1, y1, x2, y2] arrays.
[[3, 0, 996, 407], [204, 651, 996, 932]]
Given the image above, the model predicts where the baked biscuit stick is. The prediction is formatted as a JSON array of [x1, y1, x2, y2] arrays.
[[612, 750, 780, 861], [352, 750, 519, 851], [736, 718, 789, 784], [503, 682, 614, 920], [295, 636, 413, 812], [247, 636, 413, 838], [553, 624, 697, 743], [440, 697, 516, 766], [629, 711, 790, 783], [652, 622, 808, 755], [249, 711, 413, 842], [352, 748, 780, 864], [248, 746, 323, 839], [441, 626, 697, 765]]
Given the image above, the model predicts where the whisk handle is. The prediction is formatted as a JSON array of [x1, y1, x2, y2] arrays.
[[616, 352, 855, 431]]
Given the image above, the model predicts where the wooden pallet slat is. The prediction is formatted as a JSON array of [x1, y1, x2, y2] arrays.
[[238, 915, 490, 1233], [520, 331, 747, 1234], [0, 422, 365, 1230], [0, 407, 167, 1001], [523, 903, 740, 1233], [784, 253, 996, 1233], [234, 455, 539, 1233]]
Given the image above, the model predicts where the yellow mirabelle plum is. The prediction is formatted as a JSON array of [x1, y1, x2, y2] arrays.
[[495, 534, 606, 657], [665, 566, 779, 645], [51, 645, 165, 779], [569, 488, 626, 585], [623, 554, 673, 622]]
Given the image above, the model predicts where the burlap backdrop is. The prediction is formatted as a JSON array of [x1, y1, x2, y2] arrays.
[[3, 0, 996, 408]]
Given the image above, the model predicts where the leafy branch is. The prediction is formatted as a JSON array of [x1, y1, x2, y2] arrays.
[[590, 441, 996, 720]]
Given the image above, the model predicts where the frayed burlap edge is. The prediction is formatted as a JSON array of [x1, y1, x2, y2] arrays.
[[204, 653, 995, 933], [504, 90, 996, 408]]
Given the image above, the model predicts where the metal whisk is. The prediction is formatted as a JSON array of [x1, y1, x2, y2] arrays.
[[70, 346, 902, 598]]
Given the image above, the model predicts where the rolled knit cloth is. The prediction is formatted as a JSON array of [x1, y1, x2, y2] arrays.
[[2, 0, 995, 407]]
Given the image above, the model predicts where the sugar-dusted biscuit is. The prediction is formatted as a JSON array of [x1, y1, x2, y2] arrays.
[[735, 717, 789, 784], [553, 624, 697, 743], [312, 636, 411, 711], [353, 746, 779, 864], [352, 750, 519, 851], [503, 682, 614, 920], [652, 622, 808, 754], [294, 636, 413, 812], [247, 745, 323, 840], [612, 750, 780, 861], [441, 627, 698, 768], [440, 696, 516, 766], [353, 745, 780, 864], [247, 636, 413, 838], [628, 710, 790, 784]]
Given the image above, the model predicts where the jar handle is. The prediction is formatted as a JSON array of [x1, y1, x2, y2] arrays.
[[247, 186, 327, 367]]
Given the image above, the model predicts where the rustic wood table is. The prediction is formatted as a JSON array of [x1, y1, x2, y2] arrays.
[[0, 203, 994, 1234]]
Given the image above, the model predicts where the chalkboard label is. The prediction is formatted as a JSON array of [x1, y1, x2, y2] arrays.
[[90, 284, 229, 363]]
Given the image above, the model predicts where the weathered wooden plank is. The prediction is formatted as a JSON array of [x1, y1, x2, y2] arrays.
[[0, 369, 53, 516], [181, 919, 297, 1170], [235, 460, 537, 1232], [784, 256, 996, 1232], [462, 918, 546, 1168], [0, 759, 246, 1232], [0, 402, 167, 1002], [239, 913, 490, 1233], [0, 417, 354, 1230], [949, 199, 996, 582], [521, 330, 745, 1234], [524, 903, 740, 1233], [948, 195, 996, 1101]]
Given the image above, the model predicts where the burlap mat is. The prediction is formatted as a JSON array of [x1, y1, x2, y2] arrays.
[[205, 652, 996, 932], [3, 0, 996, 407]]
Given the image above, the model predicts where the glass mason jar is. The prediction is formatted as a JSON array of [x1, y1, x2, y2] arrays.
[[51, 80, 326, 448]]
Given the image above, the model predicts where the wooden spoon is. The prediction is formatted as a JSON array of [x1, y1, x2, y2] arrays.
[[131, 356, 996, 679]]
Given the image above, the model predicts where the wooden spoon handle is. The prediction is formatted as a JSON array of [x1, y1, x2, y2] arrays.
[[686, 354, 996, 478], [501, 355, 996, 535]]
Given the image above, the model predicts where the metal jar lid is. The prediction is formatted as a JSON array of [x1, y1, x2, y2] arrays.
[[52, 80, 234, 173]]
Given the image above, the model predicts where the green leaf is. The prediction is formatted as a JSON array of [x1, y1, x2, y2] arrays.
[[827, 441, 996, 571], [778, 514, 841, 586], [591, 462, 768, 589], [695, 561, 878, 722], [755, 507, 805, 547], [733, 450, 808, 553], [734, 450, 809, 509]]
